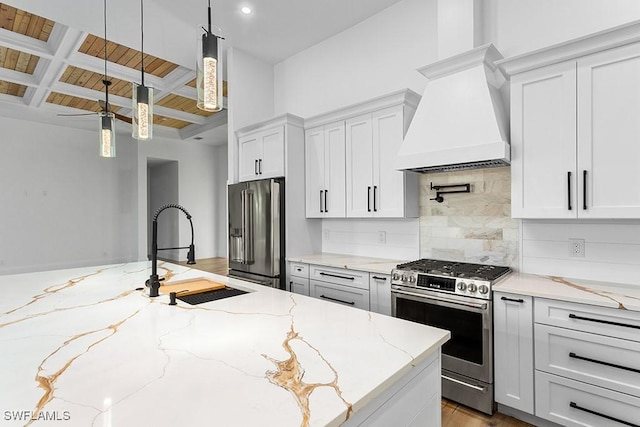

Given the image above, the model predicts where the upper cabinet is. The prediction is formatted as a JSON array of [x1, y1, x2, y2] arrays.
[[304, 89, 420, 219], [238, 125, 285, 182], [499, 22, 640, 219]]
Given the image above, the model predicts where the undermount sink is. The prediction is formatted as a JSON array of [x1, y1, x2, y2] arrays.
[[177, 287, 248, 305]]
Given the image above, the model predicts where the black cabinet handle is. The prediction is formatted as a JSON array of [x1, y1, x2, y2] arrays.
[[569, 313, 640, 330], [319, 272, 355, 280], [501, 296, 524, 303], [570, 402, 639, 427], [371, 276, 387, 281], [254, 159, 258, 175], [259, 159, 262, 174], [320, 294, 355, 305], [324, 190, 328, 213], [583, 170, 587, 210], [373, 185, 378, 212], [569, 352, 640, 374], [320, 190, 324, 213], [567, 171, 572, 211], [296, 268, 302, 272], [367, 186, 372, 212]]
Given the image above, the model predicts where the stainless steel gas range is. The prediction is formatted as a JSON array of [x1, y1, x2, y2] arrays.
[[391, 259, 511, 415]]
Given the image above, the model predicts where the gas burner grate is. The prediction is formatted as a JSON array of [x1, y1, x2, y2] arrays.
[[397, 259, 510, 281]]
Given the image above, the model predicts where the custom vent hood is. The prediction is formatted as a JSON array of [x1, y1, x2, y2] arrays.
[[395, 43, 510, 173]]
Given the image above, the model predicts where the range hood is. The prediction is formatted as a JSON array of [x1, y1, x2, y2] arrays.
[[396, 43, 510, 173]]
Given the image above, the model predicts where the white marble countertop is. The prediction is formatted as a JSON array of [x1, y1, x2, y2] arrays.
[[0, 262, 449, 426], [287, 254, 407, 275], [495, 272, 640, 312]]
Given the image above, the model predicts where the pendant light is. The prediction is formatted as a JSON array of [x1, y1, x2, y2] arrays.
[[99, 0, 115, 158], [196, 0, 223, 112], [132, 0, 153, 140]]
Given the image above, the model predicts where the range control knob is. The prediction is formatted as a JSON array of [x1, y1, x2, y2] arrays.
[[478, 285, 489, 294], [392, 273, 400, 281], [467, 283, 478, 293], [457, 282, 467, 291], [401, 274, 408, 282], [408, 275, 416, 283]]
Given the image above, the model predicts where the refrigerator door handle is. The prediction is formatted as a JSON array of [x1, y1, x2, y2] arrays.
[[243, 190, 255, 264]]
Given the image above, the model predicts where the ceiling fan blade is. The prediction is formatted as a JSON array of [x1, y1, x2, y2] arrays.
[[114, 112, 132, 124]]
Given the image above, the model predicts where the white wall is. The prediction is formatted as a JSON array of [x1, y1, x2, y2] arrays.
[[137, 138, 225, 262], [0, 116, 138, 274], [214, 145, 228, 257], [486, 0, 640, 57], [273, 0, 438, 118]]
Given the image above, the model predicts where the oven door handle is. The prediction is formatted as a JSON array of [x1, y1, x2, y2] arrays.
[[392, 288, 488, 310], [442, 374, 487, 392]]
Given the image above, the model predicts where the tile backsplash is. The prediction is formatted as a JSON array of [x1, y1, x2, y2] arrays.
[[419, 167, 520, 269]]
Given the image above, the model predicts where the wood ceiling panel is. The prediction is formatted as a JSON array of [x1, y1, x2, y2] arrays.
[[78, 34, 179, 78], [0, 3, 55, 41], [59, 65, 132, 98], [154, 115, 191, 129], [0, 46, 40, 74], [156, 93, 216, 117], [0, 79, 27, 97], [186, 77, 229, 98], [46, 92, 121, 113]]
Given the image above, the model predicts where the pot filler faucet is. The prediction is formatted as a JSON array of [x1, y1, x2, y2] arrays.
[[147, 203, 196, 297]]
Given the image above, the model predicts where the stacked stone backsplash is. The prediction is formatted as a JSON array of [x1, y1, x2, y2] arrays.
[[419, 166, 519, 269]]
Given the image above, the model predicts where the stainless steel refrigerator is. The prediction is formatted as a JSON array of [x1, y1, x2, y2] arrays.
[[228, 178, 285, 289]]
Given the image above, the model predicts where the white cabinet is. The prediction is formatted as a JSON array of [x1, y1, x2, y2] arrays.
[[533, 298, 640, 426], [369, 273, 392, 316], [345, 105, 416, 218], [238, 126, 285, 182], [288, 262, 309, 296], [304, 123, 346, 218], [493, 293, 534, 414], [310, 280, 370, 311], [304, 89, 419, 219], [505, 38, 640, 218]]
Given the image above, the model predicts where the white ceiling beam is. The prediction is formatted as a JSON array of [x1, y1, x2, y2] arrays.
[[178, 109, 227, 140], [0, 27, 53, 59], [0, 67, 39, 87]]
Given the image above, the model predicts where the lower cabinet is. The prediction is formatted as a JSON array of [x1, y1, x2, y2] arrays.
[[290, 277, 310, 296], [310, 279, 370, 311], [369, 274, 392, 316], [493, 292, 534, 414]]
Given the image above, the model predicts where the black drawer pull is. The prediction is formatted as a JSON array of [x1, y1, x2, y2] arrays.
[[569, 352, 640, 374], [296, 268, 302, 272], [568, 313, 640, 330], [319, 272, 355, 281], [501, 296, 524, 303], [570, 402, 639, 427], [371, 276, 387, 281], [567, 171, 572, 211], [320, 295, 355, 305]]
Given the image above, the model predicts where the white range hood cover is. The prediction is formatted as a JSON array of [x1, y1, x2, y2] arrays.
[[396, 44, 510, 173]]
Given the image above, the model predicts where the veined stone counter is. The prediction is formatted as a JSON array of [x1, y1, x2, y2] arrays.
[[287, 254, 407, 275], [0, 262, 449, 426], [494, 272, 640, 312]]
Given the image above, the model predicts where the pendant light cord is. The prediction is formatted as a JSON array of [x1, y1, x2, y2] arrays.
[[207, 0, 212, 34], [103, 0, 110, 113], [140, 0, 145, 85]]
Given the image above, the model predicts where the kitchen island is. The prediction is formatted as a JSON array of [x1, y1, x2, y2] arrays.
[[0, 262, 449, 426]]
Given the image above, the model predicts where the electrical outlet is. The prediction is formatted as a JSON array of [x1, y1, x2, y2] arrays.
[[322, 229, 330, 240], [568, 238, 585, 258], [378, 231, 386, 244]]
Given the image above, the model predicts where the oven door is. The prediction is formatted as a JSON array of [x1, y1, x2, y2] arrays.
[[392, 287, 492, 383]]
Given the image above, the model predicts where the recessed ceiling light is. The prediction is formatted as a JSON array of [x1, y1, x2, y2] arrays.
[[241, 6, 252, 14]]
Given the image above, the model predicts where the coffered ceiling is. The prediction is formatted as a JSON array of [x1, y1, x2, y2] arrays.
[[0, 0, 404, 144]]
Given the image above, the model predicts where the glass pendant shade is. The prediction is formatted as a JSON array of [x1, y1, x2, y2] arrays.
[[99, 112, 116, 158], [197, 32, 223, 112], [132, 83, 153, 140]]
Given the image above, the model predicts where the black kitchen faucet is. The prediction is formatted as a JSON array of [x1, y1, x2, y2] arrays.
[[147, 203, 196, 297]]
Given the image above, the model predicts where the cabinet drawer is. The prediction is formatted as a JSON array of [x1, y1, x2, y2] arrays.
[[535, 370, 640, 427], [535, 298, 640, 342], [310, 280, 370, 311], [289, 262, 309, 279], [290, 277, 310, 296], [535, 323, 640, 398], [309, 265, 369, 290]]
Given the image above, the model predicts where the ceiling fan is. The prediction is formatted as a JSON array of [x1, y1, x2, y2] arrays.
[[56, 97, 132, 124]]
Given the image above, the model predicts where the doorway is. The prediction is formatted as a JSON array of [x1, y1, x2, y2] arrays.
[[147, 158, 179, 261]]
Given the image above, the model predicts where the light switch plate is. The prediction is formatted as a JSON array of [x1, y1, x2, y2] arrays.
[[378, 231, 386, 244]]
